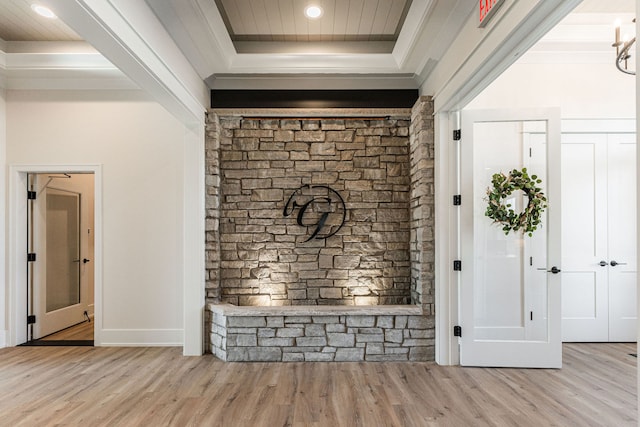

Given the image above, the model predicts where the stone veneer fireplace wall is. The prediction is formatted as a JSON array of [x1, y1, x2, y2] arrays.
[[204, 96, 435, 361]]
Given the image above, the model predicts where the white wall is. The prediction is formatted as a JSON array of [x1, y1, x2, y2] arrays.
[[466, 62, 635, 119], [636, 0, 640, 414], [0, 88, 6, 347], [6, 90, 185, 346]]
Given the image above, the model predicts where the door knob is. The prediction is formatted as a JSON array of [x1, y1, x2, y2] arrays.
[[610, 260, 626, 267], [599, 261, 608, 267], [548, 266, 561, 274], [83, 258, 91, 264]]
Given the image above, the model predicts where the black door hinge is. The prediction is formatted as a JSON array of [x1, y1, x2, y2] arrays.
[[454, 325, 462, 337], [453, 129, 461, 141], [27, 315, 36, 325], [27, 191, 36, 200], [453, 260, 462, 271], [453, 195, 461, 206], [27, 253, 36, 262]]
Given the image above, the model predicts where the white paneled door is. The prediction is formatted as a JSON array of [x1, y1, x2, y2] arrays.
[[29, 173, 94, 340], [459, 109, 562, 368], [561, 132, 637, 342]]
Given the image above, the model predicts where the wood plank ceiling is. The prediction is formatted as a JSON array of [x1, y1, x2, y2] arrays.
[[0, 0, 81, 41], [215, 0, 412, 42]]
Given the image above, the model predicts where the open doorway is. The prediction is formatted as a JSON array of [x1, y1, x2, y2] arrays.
[[24, 173, 95, 346], [457, 0, 636, 365]]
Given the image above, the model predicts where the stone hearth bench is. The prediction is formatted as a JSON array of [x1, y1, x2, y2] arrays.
[[208, 303, 434, 362]]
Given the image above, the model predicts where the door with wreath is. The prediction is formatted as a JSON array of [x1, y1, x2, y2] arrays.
[[459, 109, 562, 368]]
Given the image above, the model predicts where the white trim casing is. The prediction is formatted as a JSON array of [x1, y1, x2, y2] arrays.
[[0, 86, 5, 345], [8, 164, 103, 347], [635, 0, 640, 414], [429, 0, 580, 366], [434, 111, 461, 365], [183, 123, 205, 356]]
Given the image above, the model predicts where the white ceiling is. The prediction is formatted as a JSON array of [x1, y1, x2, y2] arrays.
[[216, 0, 411, 41], [523, 0, 635, 65], [0, 0, 80, 41], [573, 0, 634, 13], [144, 0, 477, 88], [0, 0, 635, 91], [215, 0, 412, 53], [0, 0, 633, 45], [0, 0, 634, 43], [216, 0, 412, 42]]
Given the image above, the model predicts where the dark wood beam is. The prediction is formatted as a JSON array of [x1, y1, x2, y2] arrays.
[[210, 89, 419, 109]]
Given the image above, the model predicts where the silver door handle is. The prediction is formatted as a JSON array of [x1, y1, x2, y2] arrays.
[[610, 260, 627, 267]]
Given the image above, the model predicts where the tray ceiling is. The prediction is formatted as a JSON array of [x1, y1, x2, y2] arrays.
[[0, 0, 635, 92], [0, 0, 81, 41], [215, 0, 412, 43]]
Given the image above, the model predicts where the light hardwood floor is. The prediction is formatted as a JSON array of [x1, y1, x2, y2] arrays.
[[40, 321, 94, 341], [0, 343, 635, 426]]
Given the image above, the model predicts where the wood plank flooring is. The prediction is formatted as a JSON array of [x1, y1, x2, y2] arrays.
[[0, 343, 635, 426], [40, 321, 94, 341]]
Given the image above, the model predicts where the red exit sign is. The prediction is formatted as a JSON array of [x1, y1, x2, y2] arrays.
[[479, 0, 505, 27]]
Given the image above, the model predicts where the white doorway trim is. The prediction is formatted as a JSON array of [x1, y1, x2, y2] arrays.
[[431, 1, 581, 366], [183, 124, 205, 356], [8, 164, 102, 346], [434, 111, 461, 365]]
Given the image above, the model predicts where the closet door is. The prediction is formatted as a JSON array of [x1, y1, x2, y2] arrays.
[[607, 133, 637, 342], [561, 132, 637, 342], [561, 134, 609, 341]]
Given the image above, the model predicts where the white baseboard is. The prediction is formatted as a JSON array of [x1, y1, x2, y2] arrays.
[[98, 329, 183, 347]]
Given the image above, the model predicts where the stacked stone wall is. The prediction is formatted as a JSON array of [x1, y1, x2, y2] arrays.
[[204, 100, 436, 361], [205, 113, 223, 299], [212, 116, 412, 306], [210, 305, 434, 362], [409, 98, 435, 314]]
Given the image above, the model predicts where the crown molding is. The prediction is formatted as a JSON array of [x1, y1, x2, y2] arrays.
[[45, 0, 208, 125], [0, 42, 135, 90], [147, 0, 475, 85]]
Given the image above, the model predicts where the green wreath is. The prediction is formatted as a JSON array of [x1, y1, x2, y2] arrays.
[[485, 168, 547, 236]]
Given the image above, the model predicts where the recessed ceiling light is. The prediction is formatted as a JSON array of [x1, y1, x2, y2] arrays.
[[304, 5, 323, 19], [31, 4, 57, 19]]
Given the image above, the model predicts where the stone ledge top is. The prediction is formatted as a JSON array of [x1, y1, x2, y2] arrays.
[[208, 303, 423, 317]]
